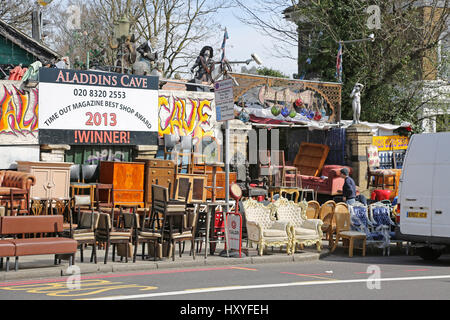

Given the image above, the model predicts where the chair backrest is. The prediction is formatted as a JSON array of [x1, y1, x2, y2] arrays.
[[0, 216, 64, 235], [73, 195, 91, 208], [78, 210, 100, 230], [318, 200, 336, 224], [306, 200, 321, 220], [180, 135, 192, 152], [243, 199, 275, 230], [95, 183, 114, 209], [334, 203, 351, 233], [119, 206, 140, 230], [370, 202, 392, 227], [97, 212, 112, 232], [70, 164, 81, 182], [164, 134, 178, 150], [151, 185, 169, 229], [272, 197, 306, 227], [81, 165, 99, 183], [258, 150, 271, 176], [366, 145, 381, 171], [270, 150, 286, 167], [349, 202, 370, 229]]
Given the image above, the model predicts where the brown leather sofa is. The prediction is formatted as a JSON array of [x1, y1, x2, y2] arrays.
[[0, 170, 36, 213], [0, 216, 78, 271]]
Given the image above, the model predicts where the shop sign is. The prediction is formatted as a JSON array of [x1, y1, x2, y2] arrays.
[[38, 68, 159, 145], [372, 135, 409, 151]]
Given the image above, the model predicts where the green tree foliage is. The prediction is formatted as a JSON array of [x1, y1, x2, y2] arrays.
[[293, 0, 449, 128], [256, 67, 289, 78], [235, 0, 449, 129]]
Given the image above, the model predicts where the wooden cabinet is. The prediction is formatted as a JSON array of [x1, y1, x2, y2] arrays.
[[17, 161, 72, 200], [206, 172, 237, 200], [99, 161, 145, 207], [175, 174, 208, 203], [137, 159, 176, 206]]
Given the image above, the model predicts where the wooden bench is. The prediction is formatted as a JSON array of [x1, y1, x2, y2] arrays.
[[0, 216, 78, 271]]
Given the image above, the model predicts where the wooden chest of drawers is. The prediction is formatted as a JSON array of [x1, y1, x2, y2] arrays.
[[99, 161, 145, 207], [137, 159, 176, 206], [206, 172, 237, 200]]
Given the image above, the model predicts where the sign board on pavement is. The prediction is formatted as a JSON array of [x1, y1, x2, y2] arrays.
[[226, 212, 242, 257]]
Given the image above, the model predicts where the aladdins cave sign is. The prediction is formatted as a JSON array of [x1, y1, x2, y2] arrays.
[[38, 68, 159, 145]]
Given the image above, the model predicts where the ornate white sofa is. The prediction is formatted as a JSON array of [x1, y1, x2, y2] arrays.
[[273, 198, 323, 252], [243, 199, 292, 256]]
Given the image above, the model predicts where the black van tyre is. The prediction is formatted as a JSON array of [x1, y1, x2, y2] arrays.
[[417, 247, 442, 261]]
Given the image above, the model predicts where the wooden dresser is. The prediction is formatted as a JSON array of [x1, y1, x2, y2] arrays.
[[17, 161, 72, 200], [137, 159, 176, 206], [99, 161, 145, 207], [206, 171, 237, 200]]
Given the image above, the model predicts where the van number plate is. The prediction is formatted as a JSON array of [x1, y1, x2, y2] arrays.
[[407, 212, 427, 219]]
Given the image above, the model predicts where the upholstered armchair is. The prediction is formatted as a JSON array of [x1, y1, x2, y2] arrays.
[[272, 198, 323, 252], [243, 199, 292, 256]]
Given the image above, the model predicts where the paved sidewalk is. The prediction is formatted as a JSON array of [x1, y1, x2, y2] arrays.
[[0, 243, 331, 281]]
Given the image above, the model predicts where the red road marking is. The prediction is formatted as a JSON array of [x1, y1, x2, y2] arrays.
[[281, 272, 331, 277], [405, 269, 430, 272], [0, 266, 241, 287]]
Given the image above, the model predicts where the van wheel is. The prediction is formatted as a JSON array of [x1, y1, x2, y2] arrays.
[[417, 247, 442, 261]]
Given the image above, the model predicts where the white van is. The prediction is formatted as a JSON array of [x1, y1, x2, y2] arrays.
[[396, 132, 450, 260]]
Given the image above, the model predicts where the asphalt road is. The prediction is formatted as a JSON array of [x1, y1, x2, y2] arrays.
[[0, 251, 449, 304]]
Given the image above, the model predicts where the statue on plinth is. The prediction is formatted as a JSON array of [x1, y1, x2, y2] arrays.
[[350, 83, 364, 124]]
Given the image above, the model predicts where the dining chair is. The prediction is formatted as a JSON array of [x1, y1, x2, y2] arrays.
[[94, 183, 117, 225], [306, 200, 321, 220], [155, 183, 195, 261], [63, 208, 100, 263], [96, 210, 133, 264], [318, 200, 336, 247]]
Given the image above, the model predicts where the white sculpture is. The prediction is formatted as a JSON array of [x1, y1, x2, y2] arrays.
[[350, 83, 364, 124]]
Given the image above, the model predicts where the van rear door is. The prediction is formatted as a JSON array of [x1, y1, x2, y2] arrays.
[[399, 134, 436, 237], [431, 132, 450, 238]]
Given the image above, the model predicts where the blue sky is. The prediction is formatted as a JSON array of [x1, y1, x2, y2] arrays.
[[216, 7, 298, 78], [51, 0, 299, 78]]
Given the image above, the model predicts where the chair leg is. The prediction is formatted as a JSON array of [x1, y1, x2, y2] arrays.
[[362, 239, 366, 257], [80, 244, 84, 263], [15, 257, 19, 271], [112, 244, 116, 262], [172, 240, 175, 261], [349, 239, 354, 257], [104, 241, 109, 264], [133, 241, 138, 263], [6, 257, 9, 272], [331, 237, 339, 253]]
